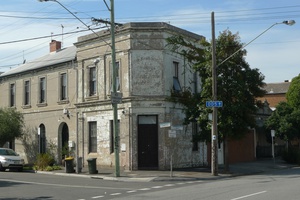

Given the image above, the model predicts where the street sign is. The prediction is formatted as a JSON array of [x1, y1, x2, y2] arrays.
[[111, 92, 122, 104], [159, 122, 171, 128], [206, 101, 223, 108]]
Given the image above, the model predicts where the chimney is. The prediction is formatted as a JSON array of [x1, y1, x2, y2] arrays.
[[50, 40, 62, 52]]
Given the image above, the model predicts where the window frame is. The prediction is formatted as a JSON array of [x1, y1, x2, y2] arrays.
[[9, 83, 16, 107], [60, 73, 68, 101], [109, 119, 120, 154], [88, 121, 97, 153], [39, 77, 46, 104], [38, 124, 46, 154], [173, 61, 179, 78], [110, 61, 120, 92], [172, 61, 181, 92], [192, 122, 199, 151], [89, 66, 97, 96], [24, 80, 30, 106]]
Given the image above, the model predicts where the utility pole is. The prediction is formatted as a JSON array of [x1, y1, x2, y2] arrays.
[[110, 0, 120, 177], [211, 12, 218, 176]]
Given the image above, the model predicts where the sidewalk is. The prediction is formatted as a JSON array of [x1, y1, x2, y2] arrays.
[[35, 158, 297, 182]]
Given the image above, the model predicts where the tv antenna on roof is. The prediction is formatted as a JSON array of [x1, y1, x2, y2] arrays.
[[61, 24, 64, 48]]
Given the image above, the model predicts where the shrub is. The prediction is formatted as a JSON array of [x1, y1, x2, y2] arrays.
[[282, 148, 300, 164], [34, 153, 55, 171]]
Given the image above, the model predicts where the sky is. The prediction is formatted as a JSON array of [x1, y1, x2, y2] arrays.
[[0, 0, 299, 83]]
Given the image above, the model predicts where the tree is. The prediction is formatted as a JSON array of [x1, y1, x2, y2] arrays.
[[287, 75, 300, 108], [265, 102, 298, 141], [266, 74, 300, 146], [0, 108, 24, 147], [167, 30, 266, 170]]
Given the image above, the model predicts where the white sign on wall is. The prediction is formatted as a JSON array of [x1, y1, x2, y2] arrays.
[[168, 130, 177, 138], [159, 122, 171, 128]]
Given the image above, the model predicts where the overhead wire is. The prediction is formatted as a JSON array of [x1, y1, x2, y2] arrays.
[[1, 4, 300, 70]]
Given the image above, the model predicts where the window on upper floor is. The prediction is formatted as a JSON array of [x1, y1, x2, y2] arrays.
[[89, 121, 97, 153], [89, 67, 97, 96], [174, 61, 179, 78], [24, 80, 30, 106], [173, 61, 181, 92], [10, 83, 15, 107], [60, 73, 68, 101], [39, 77, 46, 104], [110, 61, 120, 92]]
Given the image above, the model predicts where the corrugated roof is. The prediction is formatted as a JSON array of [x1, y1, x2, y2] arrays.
[[0, 46, 76, 77], [264, 82, 291, 94]]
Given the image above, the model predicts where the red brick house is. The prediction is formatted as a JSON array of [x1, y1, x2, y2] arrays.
[[257, 81, 291, 110], [213, 81, 291, 164]]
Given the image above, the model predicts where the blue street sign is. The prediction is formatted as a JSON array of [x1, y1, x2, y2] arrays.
[[206, 101, 223, 108]]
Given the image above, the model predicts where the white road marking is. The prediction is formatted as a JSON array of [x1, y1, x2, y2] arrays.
[[164, 184, 175, 187], [110, 193, 121, 196], [231, 191, 267, 200], [152, 186, 164, 189], [91, 196, 104, 199], [127, 190, 137, 193], [139, 188, 151, 191], [0, 178, 132, 190]]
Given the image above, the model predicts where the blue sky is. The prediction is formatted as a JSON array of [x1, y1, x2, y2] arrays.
[[0, 0, 299, 83]]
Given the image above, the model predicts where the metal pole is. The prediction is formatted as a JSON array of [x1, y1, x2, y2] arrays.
[[211, 12, 218, 176], [110, 0, 120, 177]]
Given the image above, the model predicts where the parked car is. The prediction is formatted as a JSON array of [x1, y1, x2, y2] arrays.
[[0, 148, 24, 172]]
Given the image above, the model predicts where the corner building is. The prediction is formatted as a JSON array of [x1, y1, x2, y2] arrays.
[[0, 22, 207, 170]]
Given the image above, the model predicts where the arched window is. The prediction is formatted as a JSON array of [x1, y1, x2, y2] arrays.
[[38, 124, 46, 154]]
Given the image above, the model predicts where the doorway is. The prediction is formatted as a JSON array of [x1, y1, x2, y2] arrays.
[[138, 115, 158, 169], [61, 123, 69, 159]]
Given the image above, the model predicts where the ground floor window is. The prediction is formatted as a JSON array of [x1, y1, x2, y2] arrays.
[[39, 124, 46, 154], [110, 120, 120, 154], [89, 121, 97, 153]]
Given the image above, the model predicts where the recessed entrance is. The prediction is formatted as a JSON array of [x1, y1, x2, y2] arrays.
[[138, 115, 158, 169]]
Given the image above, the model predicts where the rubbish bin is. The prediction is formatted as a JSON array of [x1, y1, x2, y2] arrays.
[[87, 158, 98, 174], [65, 157, 74, 173]]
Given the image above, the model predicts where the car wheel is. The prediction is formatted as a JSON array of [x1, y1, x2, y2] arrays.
[[17, 167, 23, 172], [0, 163, 6, 171]]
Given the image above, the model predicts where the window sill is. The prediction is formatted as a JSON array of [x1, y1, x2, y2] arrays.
[[22, 105, 32, 109], [85, 95, 99, 101], [37, 103, 48, 107], [57, 100, 70, 105]]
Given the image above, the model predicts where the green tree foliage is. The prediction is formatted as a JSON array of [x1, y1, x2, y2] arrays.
[[287, 75, 300, 108], [0, 108, 24, 147], [167, 30, 266, 141], [167, 30, 266, 170], [266, 74, 300, 143]]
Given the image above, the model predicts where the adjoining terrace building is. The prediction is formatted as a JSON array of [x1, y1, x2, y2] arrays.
[[0, 22, 207, 170]]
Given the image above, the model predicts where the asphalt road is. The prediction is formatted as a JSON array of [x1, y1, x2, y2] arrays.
[[0, 167, 300, 200]]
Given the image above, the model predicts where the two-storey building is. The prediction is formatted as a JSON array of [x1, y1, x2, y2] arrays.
[[0, 40, 77, 163], [0, 22, 207, 170]]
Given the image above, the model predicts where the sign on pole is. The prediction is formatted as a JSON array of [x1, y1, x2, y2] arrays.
[[206, 101, 223, 108], [111, 92, 122, 104]]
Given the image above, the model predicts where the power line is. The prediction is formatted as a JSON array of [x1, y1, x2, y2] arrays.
[[0, 27, 103, 45], [0, 14, 91, 20]]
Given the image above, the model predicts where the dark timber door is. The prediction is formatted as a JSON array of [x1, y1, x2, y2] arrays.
[[138, 115, 158, 169]]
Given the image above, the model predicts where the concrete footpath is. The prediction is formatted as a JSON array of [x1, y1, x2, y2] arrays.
[[35, 158, 297, 182]]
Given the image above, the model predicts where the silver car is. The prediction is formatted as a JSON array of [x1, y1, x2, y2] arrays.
[[0, 148, 24, 172]]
